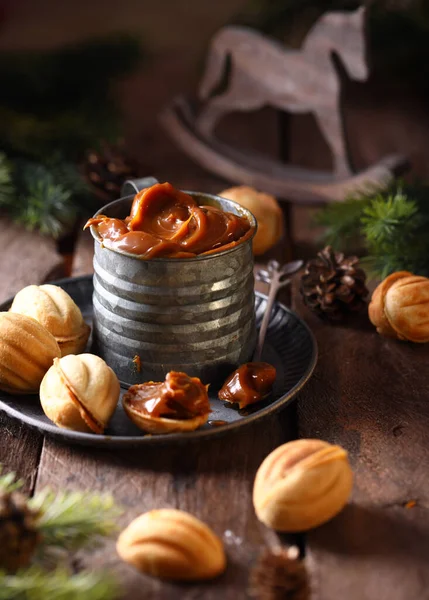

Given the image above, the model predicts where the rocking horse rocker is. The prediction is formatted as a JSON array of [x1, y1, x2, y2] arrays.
[[161, 6, 406, 203]]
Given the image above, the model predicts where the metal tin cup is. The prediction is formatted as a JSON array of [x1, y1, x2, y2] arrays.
[[89, 177, 257, 385]]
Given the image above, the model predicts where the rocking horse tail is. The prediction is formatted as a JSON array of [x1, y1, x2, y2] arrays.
[[199, 29, 231, 101]]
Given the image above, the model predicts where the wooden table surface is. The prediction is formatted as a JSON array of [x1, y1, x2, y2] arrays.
[[2, 173, 429, 599]]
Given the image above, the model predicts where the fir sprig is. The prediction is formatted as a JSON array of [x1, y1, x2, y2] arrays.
[[0, 567, 119, 600], [361, 190, 429, 278], [30, 489, 121, 552], [314, 194, 371, 250], [17, 166, 76, 238], [0, 468, 22, 494], [316, 182, 429, 278], [0, 160, 92, 239], [0, 154, 15, 205]]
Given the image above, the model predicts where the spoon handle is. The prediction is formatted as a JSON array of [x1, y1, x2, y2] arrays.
[[253, 260, 303, 362]]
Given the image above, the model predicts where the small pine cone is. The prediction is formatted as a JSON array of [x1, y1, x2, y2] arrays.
[[249, 547, 310, 600], [0, 490, 41, 572], [300, 246, 368, 321], [83, 142, 140, 203]]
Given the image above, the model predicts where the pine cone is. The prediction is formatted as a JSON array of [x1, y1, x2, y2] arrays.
[[0, 490, 41, 572], [83, 143, 140, 203], [300, 246, 368, 321], [249, 547, 310, 600]]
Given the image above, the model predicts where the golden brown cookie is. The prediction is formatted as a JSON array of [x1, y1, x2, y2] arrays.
[[10, 284, 90, 356], [40, 353, 120, 433], [369, 272, 429, 342], [220, 185, 283, 255], [0, 312, 60, 394], [368, 271, 412, 338], [253, 439, 353, 531], [117, 509, 226, 581]]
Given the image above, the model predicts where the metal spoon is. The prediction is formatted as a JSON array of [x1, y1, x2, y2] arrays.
[[253, 259, 303, 362]]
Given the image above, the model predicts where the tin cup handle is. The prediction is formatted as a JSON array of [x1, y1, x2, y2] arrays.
[[121, 177, 159, 197]]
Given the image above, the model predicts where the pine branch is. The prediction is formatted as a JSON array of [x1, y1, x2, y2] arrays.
[[361, 188, 421, 242], [0, 153, 16, 207], [0, 567, 119, 600], [30, 489, 121, 552], [5, 161, 79, 238], [0, 467, 23, 494], [314, 182, 429, 278], [314, 195, 371, 252], [361, 189, 429, 278]]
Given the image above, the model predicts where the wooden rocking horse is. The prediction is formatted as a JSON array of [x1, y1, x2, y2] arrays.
[[160, 6, 406, 203]]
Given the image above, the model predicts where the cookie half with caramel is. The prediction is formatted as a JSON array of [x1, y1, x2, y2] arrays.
[[123, 371, 210, 434]]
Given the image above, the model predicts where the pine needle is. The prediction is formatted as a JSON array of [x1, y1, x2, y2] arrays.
[[0, 567, 119, 600], [315, 182, 429, 278], [0, 467, 23, 494], [313, 194, 371, 251], [0, 153, 16, 207], [29, 489, 121, 552]]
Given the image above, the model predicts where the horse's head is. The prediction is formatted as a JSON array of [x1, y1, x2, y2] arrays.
[[325, 6, 369, 82]]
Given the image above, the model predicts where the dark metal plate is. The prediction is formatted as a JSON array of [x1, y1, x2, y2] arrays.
[[0, 276, 317, 447]]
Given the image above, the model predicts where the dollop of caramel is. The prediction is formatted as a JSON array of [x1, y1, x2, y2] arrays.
[[218, 362, 276, 409], [84, 182, 253, 258], [123, 371, 210, 420]]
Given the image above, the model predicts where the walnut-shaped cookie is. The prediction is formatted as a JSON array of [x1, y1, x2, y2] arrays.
[[0, 312, 60, 394], [10, 284, 90, 356], [40, 353, 120, 434], [220, 186, 283, 255], [369, 271, 429, 342], [123, 371, 210, 434], [253, 439, 353, 532], [117, 509, 226, 581]]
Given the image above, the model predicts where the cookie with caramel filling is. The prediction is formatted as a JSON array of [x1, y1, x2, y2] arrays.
[[369, 271, 429, 342], [40, 354, 120, 433], [10, 284, 90, 356]]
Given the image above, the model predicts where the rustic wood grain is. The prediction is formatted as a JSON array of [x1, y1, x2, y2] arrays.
[[0, 218, 64, 302], [0, 218, 62, 493], [35, 410, 297, 599], [0, 413, 43, 494], [71, 228, 95, 277], [294, 286, 429, 600], [160, 97, 406, 204]]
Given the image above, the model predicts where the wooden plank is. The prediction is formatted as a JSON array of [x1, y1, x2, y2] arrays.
[[0, 412, 43, 494], [0, 218, 64, 302], [71, 228, 95, 278], [35, 410, 296, 599], [36, 265, 297, 598], [293, 284, 429, 600], [160, 97, 405, 204], [0, 220, 61, 492]]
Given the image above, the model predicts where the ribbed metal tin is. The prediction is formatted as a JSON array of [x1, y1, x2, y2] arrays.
[[89, 178, 257, 385]]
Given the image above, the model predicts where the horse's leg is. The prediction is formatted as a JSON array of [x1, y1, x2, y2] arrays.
[[313, 104, 352, 177], [197, 72, 264, 138], [196, 96, 232, 137]]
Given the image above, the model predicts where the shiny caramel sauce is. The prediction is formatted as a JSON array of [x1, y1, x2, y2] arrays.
[[218, 362, 276, 409], [207, 420, 228, 427], [123, 371, 210, 420], [84, 182, 254, 259]]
